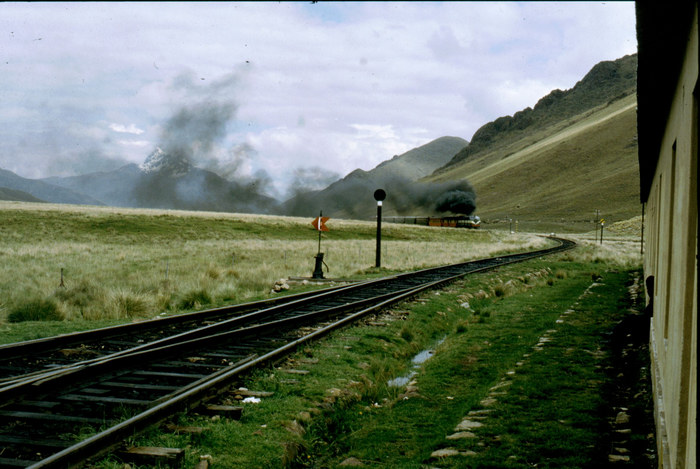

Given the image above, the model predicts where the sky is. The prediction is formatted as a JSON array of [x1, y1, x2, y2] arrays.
[[0, 1, 637, 199]]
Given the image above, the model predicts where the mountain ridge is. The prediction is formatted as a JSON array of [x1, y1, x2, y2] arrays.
[[438, 53, 637, 173]]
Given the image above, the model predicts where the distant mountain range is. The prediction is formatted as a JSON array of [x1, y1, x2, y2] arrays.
[[39, 147, 277, 214], [0, 54, 639, 228]]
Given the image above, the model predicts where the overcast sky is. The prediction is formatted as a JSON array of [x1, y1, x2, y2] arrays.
[[0, 1, 637, 198]]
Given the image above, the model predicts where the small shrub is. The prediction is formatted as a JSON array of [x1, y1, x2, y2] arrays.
[[473, 309, 490, 323], [154, 292, 173, 312], [400, 327, 414, 343], [205, 264, 222, 279], [547, 278, 555, 286], [179, 289, 212, 310], [555, 269, 568, 279], [111, 291, 150, 318], [494, 285, 506, 297], [217, 288, 237, 303], [367, 358, 395, 388], [53, 280, 104, 309], [8, 299, 64, 322], [456, 322, 468, 334]]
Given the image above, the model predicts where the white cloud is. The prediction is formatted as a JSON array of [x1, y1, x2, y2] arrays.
[[0, 1, 637, 193], [350, 124, 399, 142], [117, 140, 151, 147], [109, 123, 145, 135]]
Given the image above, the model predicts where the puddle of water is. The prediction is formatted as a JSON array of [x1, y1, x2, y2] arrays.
[[412, 349, 435, 365], [387, 372, 416, 388], [387, 336, 446, 387]]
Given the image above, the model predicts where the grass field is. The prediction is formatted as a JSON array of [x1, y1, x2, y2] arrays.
[[0, 202, 552, 343]]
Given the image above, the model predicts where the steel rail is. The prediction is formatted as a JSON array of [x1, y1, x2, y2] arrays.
[[1, 284, 421, 404], [0, 282, 355, 356], [0, 277, 399, 393], [0, 283, 357, 382]]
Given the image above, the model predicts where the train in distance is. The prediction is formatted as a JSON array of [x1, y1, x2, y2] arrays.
[[383, 215, 481, 229]]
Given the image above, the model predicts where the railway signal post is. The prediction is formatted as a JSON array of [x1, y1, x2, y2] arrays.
[[374, 189, 386, 268], [311, 211, 330, 278]]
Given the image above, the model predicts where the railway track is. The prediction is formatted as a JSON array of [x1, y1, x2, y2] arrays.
[[0, 237, 574, 468], [0, 283, 357, 389]]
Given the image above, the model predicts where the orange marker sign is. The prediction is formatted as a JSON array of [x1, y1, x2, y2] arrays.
[[312, 216, 330, 232]]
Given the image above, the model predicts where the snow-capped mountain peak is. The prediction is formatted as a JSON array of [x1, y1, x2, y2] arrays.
[[139, 147, 192, 177]]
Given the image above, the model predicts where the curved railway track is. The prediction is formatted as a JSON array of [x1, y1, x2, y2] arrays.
[[0, 237, 574, 468]]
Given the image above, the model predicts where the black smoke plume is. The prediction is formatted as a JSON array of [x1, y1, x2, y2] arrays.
[[434, 188, 477, 215], [160, 100, 236, 164], [131, 70, 276, 213], [281, 172, 476, 219]]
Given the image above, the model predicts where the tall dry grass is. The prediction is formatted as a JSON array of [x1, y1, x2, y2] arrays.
[[561, 233, 643, 269], [0, 202, 551, 323]]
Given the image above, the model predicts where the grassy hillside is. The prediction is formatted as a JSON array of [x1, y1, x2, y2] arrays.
[[426, 93, 639, 232], [440, 54, 637, 171]]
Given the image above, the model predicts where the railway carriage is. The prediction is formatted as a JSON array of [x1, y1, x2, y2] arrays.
[[385, 215, 481, 229]]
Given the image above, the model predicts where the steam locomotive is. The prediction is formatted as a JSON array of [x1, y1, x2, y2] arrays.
[[384, 215, 481, 229]]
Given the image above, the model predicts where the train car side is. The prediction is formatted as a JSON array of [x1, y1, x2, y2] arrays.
[[385, 215, 480, 229]]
